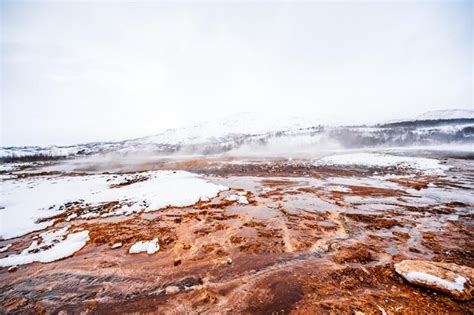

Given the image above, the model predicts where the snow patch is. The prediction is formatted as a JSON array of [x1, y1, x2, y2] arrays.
[[0, 244, 12, 252], [226, 193, 249, 204], [403, 271, 466, 292], [327, 185, 351, 193], [0, 229, 89, 267], [129, 239, 160, 254], [0, 170, 228, 239], [315, 153, 449, 174]]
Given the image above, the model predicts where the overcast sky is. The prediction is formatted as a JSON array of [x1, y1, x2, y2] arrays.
[[1, 1, 472, 146]]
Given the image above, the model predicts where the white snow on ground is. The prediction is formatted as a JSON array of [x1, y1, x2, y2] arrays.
[[237, 195, 249, 204], [402, 271, 467, 292], [225, 193, 249, 204], [129, 238, 160, 254], [381, 144, 474, 153], [111, 242, 123, 249], [0, 170, 228, 239], [0, 229, 89, 267], [0, 163, 27, 172], [315, 153, 449, 174], [65, 213, 78, 221], [327, 185, 352, 193], [0, 244, 12, 252]]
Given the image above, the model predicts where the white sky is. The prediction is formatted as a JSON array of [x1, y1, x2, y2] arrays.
[[1, 1, 472, 146]]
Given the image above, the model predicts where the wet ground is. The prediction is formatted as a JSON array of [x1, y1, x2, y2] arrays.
[[0, 155, 473, 314]]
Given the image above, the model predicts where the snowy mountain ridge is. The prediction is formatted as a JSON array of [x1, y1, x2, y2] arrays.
[[416, 109, 474, 121], [131, 112, 325, 146], [1, 109, 473, 159], [385, 108, 474, 124]]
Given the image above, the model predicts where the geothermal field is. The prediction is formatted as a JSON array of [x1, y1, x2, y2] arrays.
[[0, 141, 473, 313], [3, 1, 473, 313]]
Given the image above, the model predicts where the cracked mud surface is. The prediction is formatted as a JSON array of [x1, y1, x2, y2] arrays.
[[0, 156, 473, 314]]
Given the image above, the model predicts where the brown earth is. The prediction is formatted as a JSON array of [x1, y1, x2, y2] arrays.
[[0, 157, 473, 314]]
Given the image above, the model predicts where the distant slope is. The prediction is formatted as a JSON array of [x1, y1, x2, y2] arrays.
[[416, 109, 474, 121], [386, 109, 474, 125], [1, 109, 473, 160], [130, 112, 324, 146]]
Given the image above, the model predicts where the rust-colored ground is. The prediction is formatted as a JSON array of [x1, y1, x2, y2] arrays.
[[0, 157, 473, 314]]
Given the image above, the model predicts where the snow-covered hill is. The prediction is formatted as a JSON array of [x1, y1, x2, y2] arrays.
[[416, 109, 474, 121], [128, 112, 324, 146], [386, 108, 474, 124], [1, 109, 473, 160]]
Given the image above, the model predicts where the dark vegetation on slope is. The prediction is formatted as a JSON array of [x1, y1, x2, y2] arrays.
[[0, 153, 68, 163], [1, 119, 473, 160], [379, 118, 474, 128]]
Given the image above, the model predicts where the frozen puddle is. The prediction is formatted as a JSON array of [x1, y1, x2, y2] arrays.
[[0, 170, 228, 239], [0, 227, 89, 267]]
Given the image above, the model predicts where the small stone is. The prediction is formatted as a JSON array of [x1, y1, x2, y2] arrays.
[[174, 259, 182, 266], [8, 265, 18, 272], [226, 258, 233, 265], [165, 286, 180, 294], [182, 243, 191, 250]]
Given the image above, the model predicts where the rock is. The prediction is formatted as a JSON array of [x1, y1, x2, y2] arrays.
[[331, 242, 374, 264], [165, 285, 180, 294], [181, 243, 191, 250], [395, 260, 473, 301], [8, 265, 18, 272], [226, 257, 233, 265]]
